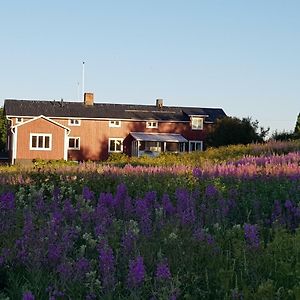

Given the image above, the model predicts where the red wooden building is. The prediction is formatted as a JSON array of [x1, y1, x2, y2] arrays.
[[4, 94, 226, 164]]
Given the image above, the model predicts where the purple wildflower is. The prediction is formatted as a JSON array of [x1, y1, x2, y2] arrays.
[[74, 257, 90, 280], [155, 261, 171, 280], [82, 186, 94, 201], [22, 291, 35, 300], [244, 223, 260, 249], [0, 191, 15, 210], [135, 198, 152, 235], [162, 193, 175, 216], [128, 256, 146, 288], [176, 189, 195, 226], [122, 230, 137, 256], [57, 262, 73, 281], [99, 244, 115, 289], [205, 184, 218, 198]]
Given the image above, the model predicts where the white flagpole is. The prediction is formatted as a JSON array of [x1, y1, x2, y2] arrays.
[[82, 61, 85, 101]]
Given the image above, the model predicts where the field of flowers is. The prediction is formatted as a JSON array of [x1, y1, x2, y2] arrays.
[[1, 141, 300, 299]]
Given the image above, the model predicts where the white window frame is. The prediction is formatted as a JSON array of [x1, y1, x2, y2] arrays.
[[68, 119, 81, 126], [109, 120, 121, 128], [108, 138, 123, 153], [191, 117, 203, 130], [16, 117, 24, 124], [146, 121, 158, 129], [30, 133, 52, 151], [189, 141, 203, 152], [68, 137, 80, 150]]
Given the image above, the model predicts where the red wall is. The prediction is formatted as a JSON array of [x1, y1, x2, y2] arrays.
[[16, 118, 66, 161], [54, 118, 207, 160]]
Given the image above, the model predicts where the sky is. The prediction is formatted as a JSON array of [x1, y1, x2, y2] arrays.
[[0, 0, 299, 134]]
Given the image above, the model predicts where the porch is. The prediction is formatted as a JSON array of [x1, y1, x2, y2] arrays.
[[130, 132, 188, 157]]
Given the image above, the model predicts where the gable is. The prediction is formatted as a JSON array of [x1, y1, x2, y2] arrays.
[[12, 115, 70, 132]]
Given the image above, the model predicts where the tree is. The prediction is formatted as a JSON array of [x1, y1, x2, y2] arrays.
[[0, 107, 7, 152], [294, 113, 300, 139], [206, 116, 269, 147]]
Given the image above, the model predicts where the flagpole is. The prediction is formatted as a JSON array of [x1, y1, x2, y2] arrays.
[[82, 61, 85, 101]]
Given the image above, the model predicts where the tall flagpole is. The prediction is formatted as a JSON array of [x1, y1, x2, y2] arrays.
[[82, 61, 85, 101]]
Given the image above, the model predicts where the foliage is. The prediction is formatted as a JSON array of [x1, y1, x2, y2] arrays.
[[294, 113, 300, 138], [206, 116, 269, 147], [0, 107, 7, 152], [271, 130, 295, 141]]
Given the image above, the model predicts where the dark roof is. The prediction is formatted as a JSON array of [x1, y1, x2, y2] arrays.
[[4, 99, 226, 123]]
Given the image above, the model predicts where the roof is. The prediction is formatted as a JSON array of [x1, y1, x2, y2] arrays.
[[130, 132, 188, 143], [4, 99, 226, 123]]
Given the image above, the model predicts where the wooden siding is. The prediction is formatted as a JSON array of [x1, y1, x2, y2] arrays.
[[16, 118, 65, 161], [52, 118, 207, 160]]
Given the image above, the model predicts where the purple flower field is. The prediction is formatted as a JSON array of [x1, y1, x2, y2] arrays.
[[1, 148, 300, 299]]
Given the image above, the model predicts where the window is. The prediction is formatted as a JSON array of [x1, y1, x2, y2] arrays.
[[191, 117, 203, 130], [16, 117, 23, 124], [189, 141, 203, 152], [146, 121, 158, 128], [109, 120, 121, 128], [68, 137, 80, 150], [68, 119, 81, 126], [30, 134, 52, 150], [109, 138, 123, 152]]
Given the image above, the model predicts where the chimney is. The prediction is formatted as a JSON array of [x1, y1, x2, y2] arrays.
[[84, 92, 94, 106], [156, 98, 163, 109]]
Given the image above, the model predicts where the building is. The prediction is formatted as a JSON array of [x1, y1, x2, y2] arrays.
[[4, 94, 226, 164]]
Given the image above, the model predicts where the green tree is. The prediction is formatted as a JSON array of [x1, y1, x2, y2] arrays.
[[0, 107, 7, 151], [294, 113, 300, 138], [206, 116, 269, 147]]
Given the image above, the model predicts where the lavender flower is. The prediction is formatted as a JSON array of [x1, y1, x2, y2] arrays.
[[99, 244, 115, 289], [244, 223, 260, 249], [22, 291, 35, 300], [205, 184, 218, 198], [122, 230, 137, 256], [128, 256, 146, 288], [155, 261, 171, 280], [82, 186, 94, 201], [0, 191, 15, 210], [162, 193, 175, 216]]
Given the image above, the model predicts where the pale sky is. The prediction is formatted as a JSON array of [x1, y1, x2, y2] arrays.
[[0, 1, 299, 134]]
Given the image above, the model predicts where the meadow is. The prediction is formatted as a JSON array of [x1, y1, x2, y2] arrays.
[[1, 141, 300, 299]]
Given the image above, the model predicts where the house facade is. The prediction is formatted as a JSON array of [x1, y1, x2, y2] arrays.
[[4, 94, 226, 164]]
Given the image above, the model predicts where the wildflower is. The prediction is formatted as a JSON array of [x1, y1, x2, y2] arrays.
[[122, 230, 136, 256], [22, 291, 35, 300], [74, 257, 90, 280], [155, 261, 171, 280], [99, 244, 115, 289], [128, 256, 146, 288], [244, 223, 260, 249], [82, 186, 94, 201], [162, 193, 175, 216], [205, 184, 218, 198]]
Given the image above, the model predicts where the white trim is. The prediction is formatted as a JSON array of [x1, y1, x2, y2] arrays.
[[109, 120, 121, 128], [30, 133, 52, 151], [16, 117, 24, 124], [189, 140, 203, 152], [68, 137, 80, 150], [12, 127, 17, 165], [108, 138, 124, 153], [12, 115, 70, 132], [146, 121, 158, 128], [64, 129, 69, 161], [68, 119, 81, 126]]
